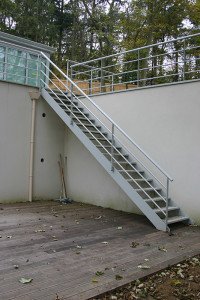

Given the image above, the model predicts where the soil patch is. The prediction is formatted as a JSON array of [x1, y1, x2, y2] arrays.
[[91, 255, 200, 300]]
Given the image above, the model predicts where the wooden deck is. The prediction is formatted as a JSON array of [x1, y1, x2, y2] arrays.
[[0, 201, 199, 300]]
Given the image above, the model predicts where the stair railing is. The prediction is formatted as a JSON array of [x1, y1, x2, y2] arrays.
[[40, 51, 173, 229], [70, 32, 200, 95]]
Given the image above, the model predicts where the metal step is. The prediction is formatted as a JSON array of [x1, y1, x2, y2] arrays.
[[167, 216, 189, 225], [118, 170, 145, 176], [78, 123, 101, 129], [73, 117, 95, 123], [134, 178, 153, 183], [135, 187, 161, 192], [145, 197, 165, 203], [153, 206, 179, 213], [83, 130, 107, 136]]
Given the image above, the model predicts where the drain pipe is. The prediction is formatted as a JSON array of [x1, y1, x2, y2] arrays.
[[28, 91, 40, 202]]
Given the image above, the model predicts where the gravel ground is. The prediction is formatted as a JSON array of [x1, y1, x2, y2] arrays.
[[91, 255, 200, 300]]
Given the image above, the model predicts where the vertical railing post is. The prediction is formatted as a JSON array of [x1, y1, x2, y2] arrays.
[[66, 60, 70, 92], [165, 177, 169, 231], [100, 58, 105, 93], [100, 59, 103, 93], [70, 81, 73, 125], [3, 46, 8, 81], [25, 52, 28, 85], [111, 123, 115, 171], [111, 74, 114, 92], [37, 54, 41, 89], [137, 49, 140, 87], [183, 38, 186, 81], [89, 69, 93, 95]]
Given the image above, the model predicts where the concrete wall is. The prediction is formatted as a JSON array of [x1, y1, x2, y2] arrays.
[[64, 129, 140, 214], [86, 81, 200, 223], [0, 81, 65, 202], [1, 79, 200, 224]]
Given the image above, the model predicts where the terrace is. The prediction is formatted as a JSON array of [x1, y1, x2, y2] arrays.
[[0, 201, 200, 300]]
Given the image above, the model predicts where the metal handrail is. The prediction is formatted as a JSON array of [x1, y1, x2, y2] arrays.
[[70, 33, 200, 97], [41, 51, 173, 183], [72, 32, 200, 67]]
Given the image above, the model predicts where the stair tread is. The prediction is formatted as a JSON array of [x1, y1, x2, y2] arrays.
[[119, 169, 144, 173], [90, 138, 110, 141], [145, 197, 165, 202], [167, 216, 189, 224], [135, 178, 152, 182], [153, 206, 178, 213], [135, 187, 161, 192], [127, 178, 152, 182], [83, 130, 106, 134]]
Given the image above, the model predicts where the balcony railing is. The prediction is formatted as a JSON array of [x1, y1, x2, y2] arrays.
[[69, 33, 200, 95]]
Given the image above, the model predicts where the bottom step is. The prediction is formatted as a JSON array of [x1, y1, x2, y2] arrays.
[[167, 216, 189, 225]]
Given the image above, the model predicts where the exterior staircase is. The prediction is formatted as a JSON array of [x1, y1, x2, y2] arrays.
[[40, 53, 191, 232]]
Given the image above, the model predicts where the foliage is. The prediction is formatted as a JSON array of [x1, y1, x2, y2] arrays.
[[0, 0, 199, 74]]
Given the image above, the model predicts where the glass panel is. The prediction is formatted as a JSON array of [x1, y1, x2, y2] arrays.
[[0, 45, 45, 87], [40, 58, 47, 87], [27, 53, 38, 86], [0, 46, 5, 80], [6, 48, 26, 84]]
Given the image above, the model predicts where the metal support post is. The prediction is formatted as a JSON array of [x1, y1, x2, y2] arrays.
[[89, 70, 93, 95], [70, 81, 73, 125], [137, 49, 140, 87], [111, 74, 114, 92], [165, 177, 169, 231], [183, 39, 186, 81], [111, 123, 115, 171], [100, 59, 103, 93]]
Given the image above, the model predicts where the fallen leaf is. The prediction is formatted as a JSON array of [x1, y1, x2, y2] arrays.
[[14, 265, 19, 269], [115, 274, 123, 280], [92, 278, 98, 283], [95, 271, 104, 276], [131, 241, 139, 248], [95, 216, 102, 219], [138, 265, 150, 269], [177, 268, 184, 278], [35, 229, 45, 233], [158, 246, 167, 252], [19, 277, 33, 284], [110, 296, 117, 300], [171, 279, 182, 286]]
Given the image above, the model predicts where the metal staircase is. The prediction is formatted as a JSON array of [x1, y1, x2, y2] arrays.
[[40, 52, 191, 232]]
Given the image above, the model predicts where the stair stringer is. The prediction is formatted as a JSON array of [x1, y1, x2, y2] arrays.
[[41, 88, 167, 231]]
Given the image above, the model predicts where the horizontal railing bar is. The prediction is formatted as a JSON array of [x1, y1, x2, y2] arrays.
[[71, 54, 199, 80], [72, 33, 200, 67]]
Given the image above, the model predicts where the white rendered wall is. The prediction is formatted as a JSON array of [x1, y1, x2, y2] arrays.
[[0, 81, 65, 202], [1, 79, 200, 224], [85, 81, 200, 223], [64, 129, 140, 214]]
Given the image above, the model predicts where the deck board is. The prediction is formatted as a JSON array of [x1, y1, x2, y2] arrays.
[[0, 201, 199, 300]]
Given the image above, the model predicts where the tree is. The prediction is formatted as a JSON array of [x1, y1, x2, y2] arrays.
[[0, 0, 15, 32]]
